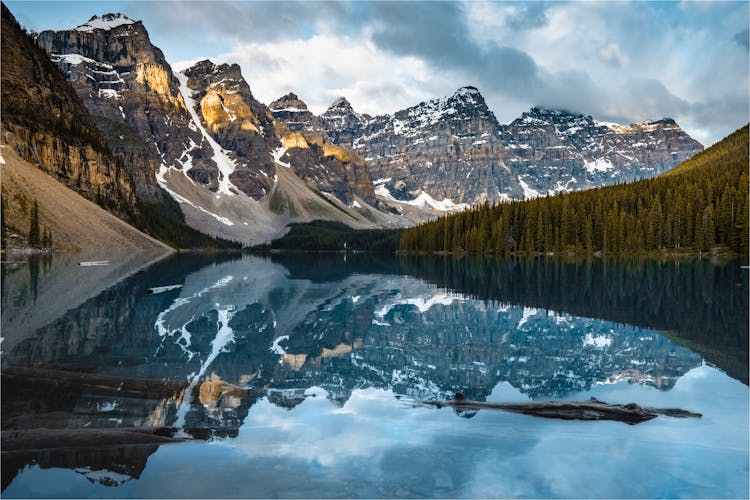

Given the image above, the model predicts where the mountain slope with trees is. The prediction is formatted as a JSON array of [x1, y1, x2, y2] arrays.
[[399, 125, 748, 258], [0, 5, 237, 250]]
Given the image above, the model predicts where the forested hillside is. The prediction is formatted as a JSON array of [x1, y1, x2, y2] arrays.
[[399, 125, 748, 258]]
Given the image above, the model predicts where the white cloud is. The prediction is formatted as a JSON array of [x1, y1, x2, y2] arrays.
[[204, 34, 462, 115], [168, 1, 747, 145], [598, 41, 628, 67]]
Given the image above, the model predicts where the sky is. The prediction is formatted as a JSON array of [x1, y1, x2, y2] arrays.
[[6, 0, 749, 146]]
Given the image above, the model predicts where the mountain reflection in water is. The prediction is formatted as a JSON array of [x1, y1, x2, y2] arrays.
[[1, 253, 747, 497]]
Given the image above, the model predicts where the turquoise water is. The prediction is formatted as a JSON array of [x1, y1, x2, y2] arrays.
[[2, 254, 747, 498]]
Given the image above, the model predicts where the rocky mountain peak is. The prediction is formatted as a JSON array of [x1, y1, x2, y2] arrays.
[[388, 85, 499, 139], [183, 60, 246, 92], [269, 92, 310, 112], [509, 107, 597, 140], [645, 117, 678, 128], [76, 13, 138, 32], [520, 106, 589, 124], [321, 96, 368, 139], [184, 59, 218, 75], [451, 85, 483, 104], [269, 93, 319, 133], [326, 96, 353, 112]]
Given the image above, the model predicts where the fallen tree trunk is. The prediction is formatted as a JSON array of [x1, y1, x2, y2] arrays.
[[1, 427, 187, 452], [147, 284, 183, 295], [421, 394, 702, 424]]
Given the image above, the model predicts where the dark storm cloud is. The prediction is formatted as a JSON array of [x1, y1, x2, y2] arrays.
[[127, 1, 358, 58], [734, 28, 749, 51], [365, 1, 542, 97]]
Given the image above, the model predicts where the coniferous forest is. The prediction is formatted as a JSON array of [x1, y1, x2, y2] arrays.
[[399, 125, 749, 258]]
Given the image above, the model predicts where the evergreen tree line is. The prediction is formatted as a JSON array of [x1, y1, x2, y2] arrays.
[[399, 125, 749, 258], [398, 255, 748, 383], [26, 198, 53, 248], [262, 220, 403, 252]]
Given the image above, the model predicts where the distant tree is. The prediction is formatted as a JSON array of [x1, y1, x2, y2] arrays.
[[42, 226, 52, 248], [29, 198, 40, 247], [1, 194, 7, 248]]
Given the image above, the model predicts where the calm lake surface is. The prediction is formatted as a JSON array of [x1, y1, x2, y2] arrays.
[[2, 253, 748, 498]]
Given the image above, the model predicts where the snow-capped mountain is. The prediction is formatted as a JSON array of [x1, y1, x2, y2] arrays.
[[35, 14, 411, 244], [504, 107, 703, 198], [32, 11, 704, 243], [272, 88, 703, 206]]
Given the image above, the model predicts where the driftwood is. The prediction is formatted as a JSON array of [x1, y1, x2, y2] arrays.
[[147, 284, 183, 295], [78, 261, 110, 266], [421, 394, 702, 425], [1, 427, 187, 452]]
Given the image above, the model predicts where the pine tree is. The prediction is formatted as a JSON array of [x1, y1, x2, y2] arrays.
[[29, 199, 40, 247], [1, 194, 7, 248]]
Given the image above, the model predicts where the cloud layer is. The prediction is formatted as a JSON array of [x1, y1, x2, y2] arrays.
[[7, 0, 748, 145]]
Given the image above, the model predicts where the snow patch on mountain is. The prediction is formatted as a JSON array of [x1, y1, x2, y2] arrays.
[[176, 72, 238, 197], [155, 165, 235, 226], [584, 158, 615, 173], [76, 14, 135, 32], [50, 53, 100, 66], [405, 192, 468, 211], [518, 178, 541, 199], [271, 147, 292, 168]]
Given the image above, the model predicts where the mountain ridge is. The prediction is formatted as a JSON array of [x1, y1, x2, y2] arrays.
[[270, 86, 703, 206], [14, 7, 709, 247]]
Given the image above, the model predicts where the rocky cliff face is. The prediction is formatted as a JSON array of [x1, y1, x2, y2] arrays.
[[181, 60, 278, 199], [272, 87, 703, 206], [1, 6, 135, 218], [503, 108, 704, 197], [355, 86, 512, 206], [269, 93, 321, 133], [321, 97, 371, 144], [26, 8, 705, 241], [35, 14, 401, 244], [35, 13, 198, 197]]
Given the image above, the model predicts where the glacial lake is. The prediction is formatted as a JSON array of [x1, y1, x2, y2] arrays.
[[1, 253, 748, 498]]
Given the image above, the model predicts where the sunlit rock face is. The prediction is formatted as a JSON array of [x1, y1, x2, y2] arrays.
[[36, 14, 202, 195], [182, 60, 279, 199], [269, 93, 322, 133], [34, 14, 395, 242], [1, 8, 138, 216]]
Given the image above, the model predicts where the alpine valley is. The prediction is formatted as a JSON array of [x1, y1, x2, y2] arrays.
[[2, 10, 704, 247]]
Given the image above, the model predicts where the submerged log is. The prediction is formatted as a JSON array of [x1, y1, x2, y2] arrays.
[[421, 394, 702, 425], [146, 284, 183, 295], [78, 261, 110, 266], [1, 427, 187, 452]]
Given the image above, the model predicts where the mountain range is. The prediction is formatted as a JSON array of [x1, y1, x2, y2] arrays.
[[1, 9, 704, 247]]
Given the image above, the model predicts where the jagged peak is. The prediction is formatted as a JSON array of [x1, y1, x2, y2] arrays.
[[595, 117, 682, 133], [527, 106, 584, 118], [453, 86, 481, 98], [327, 96, 352, 110], [185, 59, 216, 72], [513, 106, 594, 129], [269, 93, 310, 112], [645, 118, 677, 126], [184, 59, 241, 75], [75, 13, 137, 33]]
